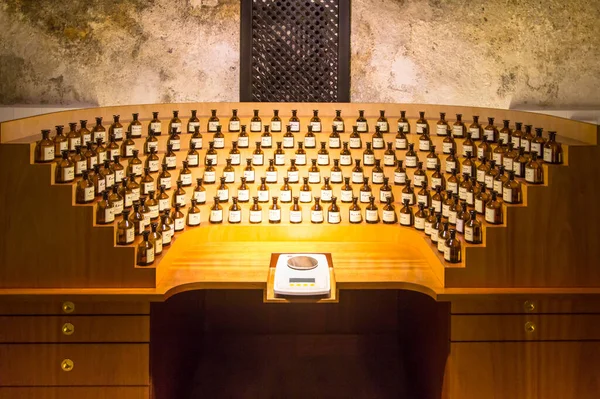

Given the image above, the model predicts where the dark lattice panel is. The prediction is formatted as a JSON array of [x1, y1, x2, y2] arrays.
[[251, 0, 340, 102]]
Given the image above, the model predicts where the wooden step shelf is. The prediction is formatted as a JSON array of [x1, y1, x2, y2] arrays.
[[0, 103, 598, 298]]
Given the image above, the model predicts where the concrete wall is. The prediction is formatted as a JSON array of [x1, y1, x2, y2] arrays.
[[1, 0, 599, 109]]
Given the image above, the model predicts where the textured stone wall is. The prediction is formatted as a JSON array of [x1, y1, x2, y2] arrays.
[[1, 0, 599, 108]]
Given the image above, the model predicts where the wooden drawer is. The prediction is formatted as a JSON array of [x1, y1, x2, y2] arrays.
[[0, 387, 149, 399], [0, 299, 150, 315], [0, 316, 149, 343], [451, 314, 600, 341], [450, 295, 600, 314], [0, 344, 149, 386]]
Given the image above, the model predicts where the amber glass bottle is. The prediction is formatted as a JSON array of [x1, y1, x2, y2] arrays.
[[35, 129, 55, 163], [485, 191, 503, 224], [382, 197, 397, 225]]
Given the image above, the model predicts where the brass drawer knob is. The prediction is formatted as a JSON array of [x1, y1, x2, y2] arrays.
[[524, 300, 536, 313], [61, 359, 74, 371], [62, 323, 74, 336], [62, 301, 75, 314], [525, 321, 536, 333]]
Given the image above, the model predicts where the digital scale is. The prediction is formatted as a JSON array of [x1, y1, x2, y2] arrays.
[[273, 253, 331, 296]]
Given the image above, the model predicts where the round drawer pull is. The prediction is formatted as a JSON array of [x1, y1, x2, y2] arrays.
[[62, 301, 75, 314], [61, 359, 74, 371], [524, 300, 536, 313], [62, 323, 75, 336], [525, 321, 536, 333]]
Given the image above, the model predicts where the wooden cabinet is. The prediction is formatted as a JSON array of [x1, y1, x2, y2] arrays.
[[0, 387, 149, 399]]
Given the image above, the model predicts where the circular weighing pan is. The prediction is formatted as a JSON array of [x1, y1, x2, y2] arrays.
[[287, 255, 319, 270]]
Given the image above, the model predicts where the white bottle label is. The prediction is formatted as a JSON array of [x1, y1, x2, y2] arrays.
[[484, 175, 494, 189], [162, 229, 172, 245], [417, 194, 429, 206], [395, 138, 407, 150], [126, 228, 135, 244], [320, 189, 333, 202], [477, 170, 486, 183], [271, 121, 282, 131], [249, 210, 262, 223], [229, 121, 240, 132], [84, 186, 95, 201], [237, 189, 250, 202], [329, 137, 340, 148], [437, 237, 447, 253], [436, 125, 448, 135], [349, 137, 361, 148], [181, 173, 192, 186], [442, 204, 450, 217], [365, 209, 378, 222], [287, 170, 299, 183], [147, 160, 159, 173], [493, 180, 503, 195], [304, 136, 316, 148], [283, 136, 295, 148], [430, 229, 439, 243], [275, 154, 285, 165], [188, 122, 200, 133], [131, 188, 140, 201], [462, 164, 473, 176], [475, 198, 483, 214], [223, 171, 235, 184], [43, 146, 55, 161], [372, 137, 384, 149], [459, 187, 468, 201], [252, 154, 263, 165], [308, 172, 320, 184], [269, 209, 281, 222], [525, 168, 536, 183], [398, 122, 409, 132], [383, 210, 396, 223], [131, 125, 142, 137], [258, 190, 269, 202], [477, 147, 485, 159], [250, 121, 262, 132], [394, 171, 406, 185], [416, 123, 427, 134], [372, 172, 384, 184], [217, 188, 229, 202], [493, 153, 503, 165], [194, 190, 206, 204], [237, 136, 249, 148], [132, 163, 142, 176], [279, 190, 291, 203], [186, 154, 199, 167], [104, 207, 115, 223], [449, 210, 457, 224], [210, 209, 223, 222], [176, 194, 186, 206], [445, 160, 456, 174], [266, 171, 277, 183], [400, 213, 412, 226], [330, 171, 342, 183], [543, 148, 552, 163], [360, 191, 371, 203], [469, 127, 480, 139], [97, 151, 107, 164], [415, 216, 425, 230], [401, 192, 414, 205], [442, 142, 454, 154], [333, 121, 344, 132], [299, 191, 312, 203], [503, 187, 513, 203], [317, 154, 329, 165], [159, 198, 170, 211], [384, 154, 396, 166], [229, 210, 241, 223], [431, 177, 443, 189], [380, 190, 392, 203], [413, 174, 425, 187], [93, 131, 106, 142], [531, 143, 542, 156], [208, 121, 219, 132], [311, 121, 322, 132], [261, 136, 272, 148], [150, 122, 162, 134], [328, 211, 341, 224], [175, 217, 185, 231], [62, 166, 75, 182], [289, 210, 302, 223], [522, 140, 531, 152], [295, 153, 306, 165], [465, 226, 474, 242], [443, 246, 452, 261], [456, 218, 465, 233], [405, 156, 417, 168], [499, 131, 510, 143], [341, 190, 353, 203], [352, 172, 363, 184], [426, 158, 438, 170], [311, 210, 324, 223], [243, 170, 255, 182], [169, 139, 181, 151], [485, 207, 497, 224], [340, 154, 352, 166], [188, 212, 201, 226], [432, 199, 442, 213], [462, 145, 473, 158], [75, 160, 87, 175], [484, 129, 495, 141], [453, 125, 464, 137], [349, 210, 362, 223], [143, 181, 155, 194], [148, 205, 159, 219], [419, 140, 430, 152], [160, 177, 171, 190], [289, 121, 300, 132]]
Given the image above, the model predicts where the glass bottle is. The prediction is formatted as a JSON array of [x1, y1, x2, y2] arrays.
[[399, 199, 414, 226], [283, 125, 295, 149], [92, 117, 107, 142], [274, 141, 285, 166], [476, 157, 489, 183], [437, 221, 450, 253], [417, 182, 431, 208], [149, 222, 163, 257], [158, 163, 172, 191], [35, 129, 55, 163], [252, 142, 264, 166], [474, 183, 489, 215], [158, 184, 170, 212], [289, 109, 301, 133], [243, 158, 255, 183], [492, 139, 506, 165], [333, 110, 345, 133], [168, 127, 181, 152], [172, 180, 186, 208], [185, 142, 199, 168], [395, 125, 408, 150], [106, 133, 119, 162], [521, 125, 534, 153], [372, 126, 384, 149], [504, 142, 517, 172], [365, 196, 380, 224], [444, 230, 461, 263], [317, 142, 330, 166], [237, 125, 249, 148], [294, 142, 307, 166], [425, 208, 438, 237], [286, 159, 299, 183], [171, 204, 185, 232], [511, 122, 523, 149], [442, 190, 455, 219], [257, 177, 269, 203], [228, 109, 240, 132], [380, 176, 393, 203], [238, 176, 250, 203], [442, 133, 456, 155], [217, 176, 229, 203], [531, 128, 547, 158], [431, 186, 443, 214], [193, 178, 206, 205], [405, 143, 418, 168], [212, 125, 225, 149], [135, 230, 154, 266], [448, 194, 460, 225], [70, 146, 86, 177], [462, 151, 476, 178], [94, 137, 107, 165], [329, 159, 343, 184], [204, 141, 218, 167], [499, 120, 512, 144], [308, 159, 321, 184], [397, 110, 410, 134], [53, 125, 68, 155], [279, 177, 292, 203], [144, 130, 158, 155], [416, 111, 428, 134], [468, 116, 482, 140], [304, 125, 316, 149], [349, 196, 362, 224], [146, 191, 159, 221], [394, 160, 407, 186], [436, 112, 449, 136], [383, 142, 396, 167], [341, 177, 354, 203], [67, 122, 82, 152], [76, 169, 95, 204], [382, 196, 397, 225], [543, 131, 563, 164], [117, 209, 135, 245], [477, 136, 492, 160], [228, 197, 242, 224], [502, 170, 522, 204], [492, 165, 507, 195], [270, 109, 282, 132], [299, 177, 312, 203], [328, 196, 341, 224], [250, 109, 262, 133], [418, 127, 432, 152], [446, 169, 459, 195], [456, 202, 469, 234], [178, 160, 192, 187], [483, 117, 498, 143], [185, 109, 200, 134], [483, 160, 498, 189], [431, 164, 446, 191], [79, 120, 92, 144], [414, 202, 427, 231], [207, 109, 220, 133], [340, 141, 353, 166], [376, 110, 389, 133], [120, 131, 136, 159], [461, 132, 475, 158], [203, 159, 216, 184], [430, 213, 443, 243], [310, 110, 322, 132], [453, 114, 466, 138], [360, 177, 372, 203], [269, 196, 281, 224], [351, 159, 364, 184], [96, 190, 115, 224], [209, 196, 223, 224], [424, 145, 439, 170], [320, 177, 333, 203], [413, 161, 427, 188], [513, 147, 528, 178], [371, 159, 384, 185], [158, 212, 172, 247], [188, 126, 203, 152], [187, 198, 201, 227], [289, 196, 303, 224], [127, 173, 141, 202], [55, 150, 75, 184], [401, 179, 416, 205], [485, 191, 503, 224], [146, 112, 161, 136], [224, 158, 236, 183], [261, 125, 272, 148], [525, 153, 544, 184], [464, 210, 482, 244], [310, 197, 324, 224], [349, 125, 362, 149]]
